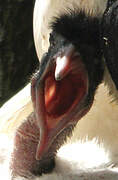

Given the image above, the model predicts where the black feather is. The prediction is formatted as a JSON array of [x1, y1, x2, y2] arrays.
[[101, 0, 118, 89], [50, 10, 104, 100]]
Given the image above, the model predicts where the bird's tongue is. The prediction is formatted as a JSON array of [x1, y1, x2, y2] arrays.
[[31, 45, 88, 160]]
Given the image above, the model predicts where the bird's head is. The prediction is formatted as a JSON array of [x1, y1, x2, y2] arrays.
[[31, 11, 104, 161]]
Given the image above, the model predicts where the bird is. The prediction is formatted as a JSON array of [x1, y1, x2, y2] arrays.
[[1, 0, 118, 179]]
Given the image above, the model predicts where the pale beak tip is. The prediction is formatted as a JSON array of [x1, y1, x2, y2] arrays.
[[55, 72, 62, 81]]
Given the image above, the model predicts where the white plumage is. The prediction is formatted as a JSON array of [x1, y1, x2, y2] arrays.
[[1, 0, 118, 179], [33, 0, 107, 60]]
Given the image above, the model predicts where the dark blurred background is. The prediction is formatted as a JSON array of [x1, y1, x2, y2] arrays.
[[0, 0, 39, 107]]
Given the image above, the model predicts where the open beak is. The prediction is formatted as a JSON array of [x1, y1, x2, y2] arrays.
[[31, 44, 89, 160]]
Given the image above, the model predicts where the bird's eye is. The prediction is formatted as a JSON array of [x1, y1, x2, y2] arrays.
[[49, 32, 54, 42], [49, 33, 56, 48]]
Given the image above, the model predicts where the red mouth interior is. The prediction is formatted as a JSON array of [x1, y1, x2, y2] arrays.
[[44, 66, 87, 121]]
